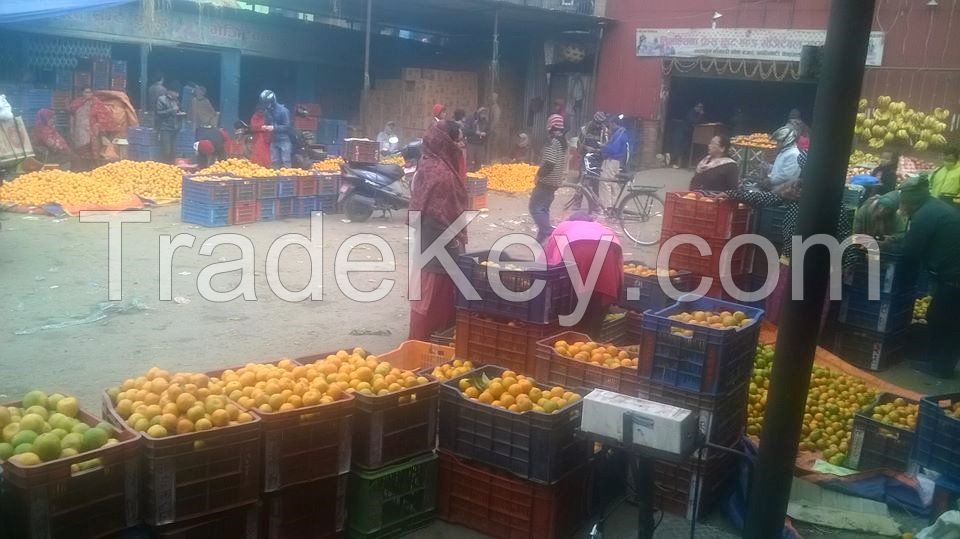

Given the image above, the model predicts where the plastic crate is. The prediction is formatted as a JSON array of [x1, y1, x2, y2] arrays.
[[914, 393, 960, 480], [317, 194, 338, 213], [626, 310, 644, 345], [344, 139, 380, 164], [150, 502, 259, 539], [534, 331, 640, 396], [347, 341, 445, 469], [835, 287, 914, 333], [276, 178, 296, 198], [431, 326, 456, 347], [262, 473, 347, 539], [843, 250, 917, 296], [844, 184, 866, 208], [454, 310, 559, 376], [229, 201, 260, 225], [256, 179, 280, 199], [756, 205, 787, 245], [659, 228, 756, 277], [129, 144, 162, 162], [596, 307, 629, 345], [731, 145, 776, 181], [639, 297, 763, 396], [436, 451, 590, 539], [822, 322, 908, 372], [455, 251, 575, 325], [232, 179, 257, 203], [182, 201, 231, 227], [101, 393, 262, 526], [649, 445, 738, 520], [635, 378, 747, 447], [182, 175, 234, 205], [662, 192, 754, 239], [127, 126, 156, 146], [315, 172, 340, 196], [620, 264, 694, 313], [260, 200, 277, 221], [291, 196, 320, 218], [468, 193, 487, 211], [293, 115, 318, 131], [275, 197, 294, 218], [465, 176, 488, 195], [111, 60, 128, 75], [439, 364, 590, 484], [0, 405, 140, 539], [847, 393, 917, 472], [293, 175, 319, 197], [347, 452, 438, 538]]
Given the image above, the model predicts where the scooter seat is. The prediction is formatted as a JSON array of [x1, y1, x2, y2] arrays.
[[352, 163, 404, 179]]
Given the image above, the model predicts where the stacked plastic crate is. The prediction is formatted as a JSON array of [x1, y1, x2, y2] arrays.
[[175, 121, 196, 158], [821, 249, 916, 371], [110, 60, 127, 91], [92, 58, 110, 90], [127, 126, 161, 162], [465, 174, 487, 211]]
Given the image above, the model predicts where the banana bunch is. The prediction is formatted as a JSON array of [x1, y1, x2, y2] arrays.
[[855, 96, 952, 151]]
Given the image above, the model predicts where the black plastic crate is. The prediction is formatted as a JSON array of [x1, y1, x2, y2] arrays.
[[756, 205, 787, 245], [454, 251, 575, 325], [348, 453, 438, 538], [915, 393, 960, 480], [639, 297, 764, 395], [843, 250, 917, 296], [620, 263, 694, 313], [635, 378, 747, 447], [438, 365, 590, 484], [262, 473, 347, 539], [835, 287, 914, 333], [823, 322, 908, 372], [847, 393, 917, 472]]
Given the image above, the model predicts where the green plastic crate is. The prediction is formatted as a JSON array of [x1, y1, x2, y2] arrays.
[[348, 452, 438, 538]]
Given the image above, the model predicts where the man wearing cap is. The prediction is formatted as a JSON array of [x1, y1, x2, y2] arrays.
[[897, 177, 960, 378], [427, 104, 446, 131], [530, 114, 568, 242]]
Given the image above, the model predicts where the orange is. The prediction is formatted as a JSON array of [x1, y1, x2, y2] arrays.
[[478, 391, 494, 404], [176, 418, 194, 434], [176, 393, 197, 413], [488, 383, 505, 399]]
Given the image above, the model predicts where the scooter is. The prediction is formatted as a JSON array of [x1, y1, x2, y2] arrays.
[[337, 141, 421, 222]]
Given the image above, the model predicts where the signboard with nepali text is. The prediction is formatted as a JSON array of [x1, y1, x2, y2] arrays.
[[635, 28, 884, 67]]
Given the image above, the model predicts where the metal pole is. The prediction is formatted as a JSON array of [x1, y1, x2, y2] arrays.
[[139, 44, 149, 112], [743, 1, 876, 537], [589, 23, 605, 115], [491, 8, 500, 92], [363, 0, 372, 98]]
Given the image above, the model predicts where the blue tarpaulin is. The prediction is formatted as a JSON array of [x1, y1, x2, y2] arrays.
[[0, 0, 137, 24]]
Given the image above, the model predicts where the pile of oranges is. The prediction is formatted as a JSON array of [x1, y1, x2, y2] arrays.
[[730, 133, 776, 149], [475, 163, 539, 193], [623, 263, 681, 278], [0, 160, 182, 207], [312, 157, 345, 172], [458, 369, 580, 414], [199, 158, 309, 178], [304, 348, 430, 400], [552, 340, 638, 369], [667, 309, 753, 331]]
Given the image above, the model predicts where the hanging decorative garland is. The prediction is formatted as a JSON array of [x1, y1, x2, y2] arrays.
[[663, 57, 801, 82]]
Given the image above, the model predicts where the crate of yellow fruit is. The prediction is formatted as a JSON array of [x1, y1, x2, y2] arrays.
[[915, 392, 960, 480], [203, 359, 355, 492], [298, 344, 442, 469], [640, 297, 763, 396], [438, 365, 589, 484], [535, 331, 639, 396], [620, 262, 693, 313], [1, 392, 140, 539], [102, 368, 262, 526], [847, 393, 918, 472]]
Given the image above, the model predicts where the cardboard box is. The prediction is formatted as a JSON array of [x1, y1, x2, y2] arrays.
[[581, 389, 697, 456]]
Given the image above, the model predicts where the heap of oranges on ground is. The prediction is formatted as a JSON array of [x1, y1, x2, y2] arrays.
[[667, 309, 753, 336], [552, 339, 638, 369], [623, 263, 681, 278], [730, 133, 776, 149], [746, 344, 878, 466], [0, 160, 182, 207], [475, 163, 539, 193], [457, 369, 580, 414]]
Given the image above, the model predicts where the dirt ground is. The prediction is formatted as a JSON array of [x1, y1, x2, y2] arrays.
[[0, 166, 951, 537]]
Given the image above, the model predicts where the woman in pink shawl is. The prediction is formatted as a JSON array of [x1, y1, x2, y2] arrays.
[[68, 87, 110, 167], [543, 212, 623, 334], [31, 108, 72, 164], [408, 120, 470, 340]]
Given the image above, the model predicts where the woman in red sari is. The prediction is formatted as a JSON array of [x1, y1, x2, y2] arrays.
[[31, 108, 72, 164], [408, 120, 469, 340], [68, 87, 110, 168], [249, 106, 272, 167]]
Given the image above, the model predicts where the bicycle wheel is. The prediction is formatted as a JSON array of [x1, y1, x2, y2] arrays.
[[562, 183, 591, 211], [619, 190, 664, 246]]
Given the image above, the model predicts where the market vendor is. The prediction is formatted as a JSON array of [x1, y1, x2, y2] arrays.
[[897, 178, 960, 379], [542, 212, 623, 335], [408, 120, 469, 341], [31, 108, 72, 165], [852, 190, 906, 240], [764, 125, 803, 190], [929, 147, 960, 206], [689, 135, 739, 192], [194, 125, 228, 168], [871, 150, 900, 195], [68, 87, 110, 170]]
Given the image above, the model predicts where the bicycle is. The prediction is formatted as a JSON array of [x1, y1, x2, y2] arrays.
[[560, 171, 665, 246]]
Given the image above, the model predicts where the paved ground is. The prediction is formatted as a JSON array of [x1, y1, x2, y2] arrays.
[[0, 166, 950, 537]]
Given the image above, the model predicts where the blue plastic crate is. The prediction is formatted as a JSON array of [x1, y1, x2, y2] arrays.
[[835, 286, 914, 333], [182, 176, 235, 205], [326, 144, 342, 157], [640, 297, 764, 395], [292, 196, 321, 218], [276, 198, 294, 218], [915, 393, 960, 481], [129, 144, 162, 162], [260, 200, 277, 221], [843, 250, 917, 297], [127, 126, 156, 147], [277, 178, 296, 198], [182, 201, 231, 227], [317, 194, 338, 213], [22, 89, 52, 109]]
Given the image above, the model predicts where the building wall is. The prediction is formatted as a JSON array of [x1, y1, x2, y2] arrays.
[[598, 0, 960, 119]]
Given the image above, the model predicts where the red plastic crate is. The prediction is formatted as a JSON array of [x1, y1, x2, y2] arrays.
[[343, 139, 380, 164], [468, 193, 487, 211], [0, 403, 140, 539], [659, 228, 755, 277], [296, 103, 322, 117], [101, 393, 262, 526], [662, 192, 754, 239], [454, 310, 559, 376], [151, 502, 259, 538], [230, 201, 261, 225], [293, 115, 318, 131], [534, 331, 640, 395], [437, 451, 591, 539], [262, 473, 347, 539], [293, 175, 319, 197]]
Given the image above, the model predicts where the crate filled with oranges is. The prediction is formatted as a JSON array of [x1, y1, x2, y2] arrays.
[[534, 331, 640, 395], [438, 364, 589, 484]]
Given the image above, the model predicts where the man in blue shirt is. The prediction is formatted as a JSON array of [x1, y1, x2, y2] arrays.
[[600, 116, 629, 181], [259, 90, 292, 169]]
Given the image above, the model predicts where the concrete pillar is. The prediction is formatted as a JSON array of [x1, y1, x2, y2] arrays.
[[219, 49, 241, 129], [139, 44, 149, 112], [295, 62, 315, 104]]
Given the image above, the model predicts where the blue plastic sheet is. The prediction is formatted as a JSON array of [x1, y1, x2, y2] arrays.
[[0, 0, 136, 23]]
